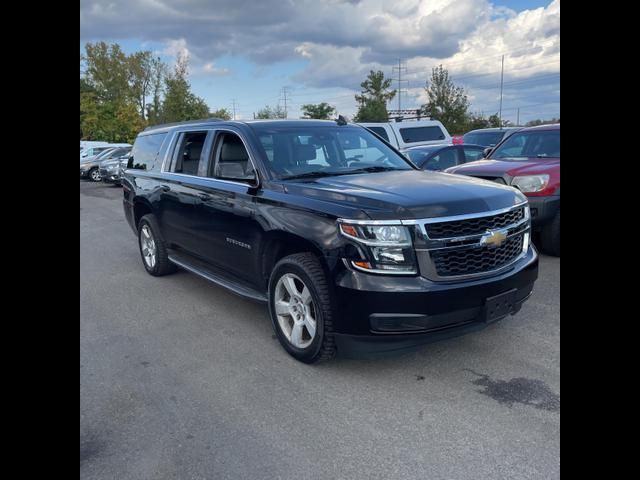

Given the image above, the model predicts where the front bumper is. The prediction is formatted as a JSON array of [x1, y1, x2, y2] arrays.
[[331, 246, 538, 356], [526, 195, 559, 229], [99, 168, 121, 183]]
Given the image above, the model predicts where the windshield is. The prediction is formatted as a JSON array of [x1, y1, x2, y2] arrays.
[[491, 130, 560, 160], [251, 125, 415, 180], [463, 131, 505, 146]]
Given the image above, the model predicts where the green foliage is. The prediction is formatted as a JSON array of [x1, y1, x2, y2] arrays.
[[353, 99, 389, 122], [422, 65, 470, 134], [255, 105, 286, 119], [210, 108, 232, 120], [158, 53, 211, 123], [354, 70, 396, 122], [81, 42, 229, 140], [301, 102, 335, 119]]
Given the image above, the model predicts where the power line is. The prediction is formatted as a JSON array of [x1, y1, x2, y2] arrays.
[[392, 58, 408, 111]]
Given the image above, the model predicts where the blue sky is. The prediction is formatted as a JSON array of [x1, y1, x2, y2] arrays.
[[80, 0, 559, 124]]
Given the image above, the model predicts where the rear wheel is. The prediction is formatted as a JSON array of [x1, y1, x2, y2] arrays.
[[137, 214, 177, 276], [268, 253, 336, 363], [540, 210, 560, 256]]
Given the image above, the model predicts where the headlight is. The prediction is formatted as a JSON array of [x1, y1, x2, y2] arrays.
[[510, 175, 550, 193], [339, 222, 416, 274]]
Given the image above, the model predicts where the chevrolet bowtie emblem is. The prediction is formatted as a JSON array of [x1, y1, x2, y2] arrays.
[[480, 229, 508, 248]]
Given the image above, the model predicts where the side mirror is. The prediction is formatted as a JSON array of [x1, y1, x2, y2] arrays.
[[483, 147, 492, 158]]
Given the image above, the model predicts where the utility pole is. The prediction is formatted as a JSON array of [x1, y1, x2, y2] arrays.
[[516, 107, 520, 126], [392, 58, 408, 112], [281, 87, 291, 119], [499, 54, 504, 127], [231, 98, 237, 120]]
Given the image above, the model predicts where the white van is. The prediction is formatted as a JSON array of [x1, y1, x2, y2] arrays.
[[357, 119, 451, 150]]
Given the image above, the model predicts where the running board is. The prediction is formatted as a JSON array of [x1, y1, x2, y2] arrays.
[[168, 252, 268, 303]]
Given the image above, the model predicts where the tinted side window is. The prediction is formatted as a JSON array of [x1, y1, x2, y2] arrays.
[[423, 148, 458, 170], [128, 133, 167, 170], [366, 127, 389, 142], [171, 131, 207, 175], [463, 147, 485, 162], [399, 126, 445, 143]]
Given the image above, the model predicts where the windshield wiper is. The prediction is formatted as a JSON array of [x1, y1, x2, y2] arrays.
[[281, 171, 351, 181], [281, 166, 403, 181], [345, 166, 403, 174]]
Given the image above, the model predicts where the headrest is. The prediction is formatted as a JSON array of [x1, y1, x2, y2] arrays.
[[220, 141, 249, 162], [293, 144, 316, 162], [187, 143, 203, 161]]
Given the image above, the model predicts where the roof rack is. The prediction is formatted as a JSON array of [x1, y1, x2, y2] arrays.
[[144, 117, 225, 131]]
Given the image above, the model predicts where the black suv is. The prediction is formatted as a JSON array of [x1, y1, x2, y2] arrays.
[[122, 119, 538, 363]]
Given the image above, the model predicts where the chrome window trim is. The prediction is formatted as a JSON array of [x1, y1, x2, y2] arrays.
[[156, 171, 258, 189]]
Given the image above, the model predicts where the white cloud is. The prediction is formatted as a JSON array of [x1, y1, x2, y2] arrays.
[[81, 0, 560, 121]]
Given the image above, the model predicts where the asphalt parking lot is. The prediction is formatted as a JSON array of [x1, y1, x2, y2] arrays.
[[80, 180, 559, 480]]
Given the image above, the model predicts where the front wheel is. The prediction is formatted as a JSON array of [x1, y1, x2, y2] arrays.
[[89, 168, 102, 182], [268, 253, 337, 364]]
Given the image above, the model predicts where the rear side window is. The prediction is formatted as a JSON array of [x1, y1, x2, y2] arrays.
[[399, 126, 445, 143], [128, 133, 167, 170], [366, 127, 390, 142], [171, 131, 207, 175]]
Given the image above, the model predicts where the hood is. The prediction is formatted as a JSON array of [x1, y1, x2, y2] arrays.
[[447, 157, 560, 177], [282, 170, 526, 220]]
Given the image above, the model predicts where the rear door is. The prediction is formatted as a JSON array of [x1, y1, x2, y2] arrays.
[[156, 130, 213, 255]]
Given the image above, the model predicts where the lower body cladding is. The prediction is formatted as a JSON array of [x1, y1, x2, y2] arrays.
[[331, 247, 538, 357]]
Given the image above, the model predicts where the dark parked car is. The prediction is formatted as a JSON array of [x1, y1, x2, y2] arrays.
[[99, 147, 132, 184], [463, 127, 521, 148], [446, 124, 559, 255], [122, 119, 538, 363], [80, 147, 117, 181], [403, 144, 485, 170]]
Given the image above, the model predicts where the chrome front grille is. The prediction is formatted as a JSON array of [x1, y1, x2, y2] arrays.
[[412, 203, 530, 281], [425, 207, 524, 239]]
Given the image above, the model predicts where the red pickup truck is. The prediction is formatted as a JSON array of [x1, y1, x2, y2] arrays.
[[445, 124, 560, 256]]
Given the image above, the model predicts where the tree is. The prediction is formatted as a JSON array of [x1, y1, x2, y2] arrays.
[[255, 105, 286, 119], [210, 108, 232, 120], [301, 102, 335, 119], [146, 57, 167, 125], [83, 42, 130, 105], [159, 53, 211, 123], [422, 65, 470, 134], [127, 51, 158, 120], [354, 70, 396, 122]]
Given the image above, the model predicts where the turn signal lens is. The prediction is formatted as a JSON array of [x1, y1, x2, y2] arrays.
[[352, 260, 372, 269], [340, 224, 358, 238]]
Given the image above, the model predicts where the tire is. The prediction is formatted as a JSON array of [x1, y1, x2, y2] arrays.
[[268, 253, 337, 364], [137, 214, 177, 276], [89, 168, 102, 182], [540, 210, 560, 256]]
